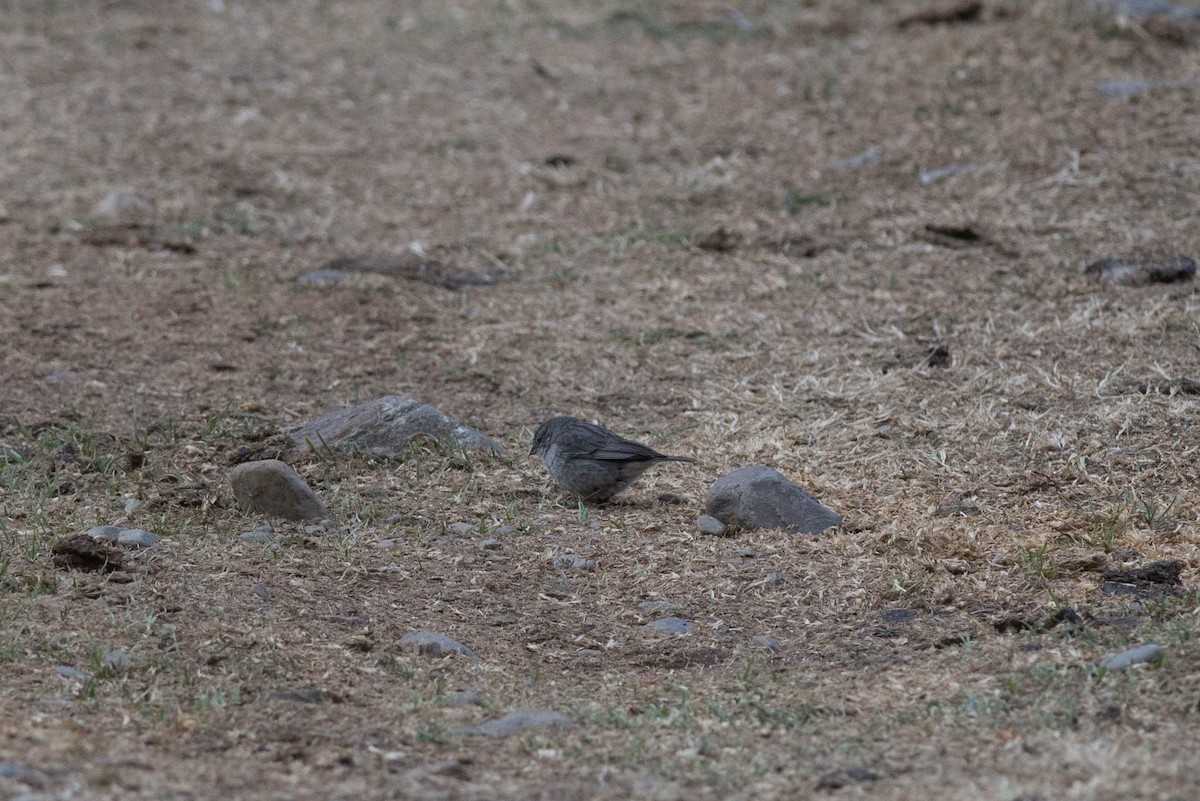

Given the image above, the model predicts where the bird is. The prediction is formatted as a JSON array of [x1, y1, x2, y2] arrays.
[[530, 416, 695, 503]]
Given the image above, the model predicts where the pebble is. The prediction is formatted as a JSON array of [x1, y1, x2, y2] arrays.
[[123, 498, 142, 515], [285, 395, 505, 458], [696, 515, 728, 536], [101, 648, 132, 673], [493, 525, 518, 536], [751, 635, 782, 654], [55, 666, 90, 681], [399, 630, 475, 658], [457, 709, 571, 737], [646, 616, 694, 635], [86, 526, 122, 543], [239, 529, 278, 544], [449, 522, 476, 535], [375, 539, 396, 550], [117, 529, 160, 548], [445, 690, 484, 708], [479, 539, 502, 550], [1098, 644, 1164, 671], [229, 459, 330, 521], [706, 465, 841, 534], [552, 554, 597, 571]]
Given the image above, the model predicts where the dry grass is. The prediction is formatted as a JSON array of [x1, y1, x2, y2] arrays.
[[2, 0, 1199, 798]]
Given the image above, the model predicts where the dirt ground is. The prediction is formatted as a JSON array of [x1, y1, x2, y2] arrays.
[[2, 0, 1200, 798]]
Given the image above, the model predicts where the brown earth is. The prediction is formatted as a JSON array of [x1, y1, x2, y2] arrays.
[[2, 1, 1200, 799]]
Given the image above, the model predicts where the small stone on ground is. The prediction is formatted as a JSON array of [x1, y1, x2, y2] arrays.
[[399, 630, 475, 658], [230, 459, 330, 521], [1099, 644, 1164, 671], [706, 465, 841, 534], [457, 709, 571, 737], [646, 616, 694, 635]]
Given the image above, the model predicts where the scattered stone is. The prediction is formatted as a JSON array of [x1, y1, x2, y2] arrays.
[[696, 514, 728, 536], [318, 253, 497, 290], [375, 539, 396, 550], [117, 529, 160, 548], [230, 459, 330, 521], [262, 687, 330, 703], [86, 526, 122, 543], [239, 528, 278, 544], [250, 583, 270, 600], [479, 539, 502, 550], [55, 666, 90, 682], [445, 690, 484, 707], [1099, 644, 1164, 671], [751, 635, 782, 654], [1086, 254, 1196, 286], [100, 648, 132, 673], [51, 535, 123, 572], [552, 554, 597, 571], [706, 465, 841, 534], [457, 709, 571, 737], [449, 522, 476, 535], [816, 767, 880, 789], [830, 149, 879, 170], [399, 631, 475, 658], [735, 548, 755, 558], [493, 525, 518, 536], [896, 0, 981, 27], [287, 395, 504, 458], [296, 269, 347, 286], [919, 164, 981, 184], [646, 616, 694, 635], [1102, 560, 1182, 597]]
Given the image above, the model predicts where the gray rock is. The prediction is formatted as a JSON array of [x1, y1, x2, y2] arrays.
[[123, 498, 142, 515], [552, 554, 597, 571], [375, 539, 396, 550], [400, 630, 475, 658], [706, 465, 841, 534], [449, 522, 476, 535], [239, 529, 279, 544], [445, 690, 484, 707], [751, 635, 782, 654], [494, 525, 518, 536], [286, 395, 504, 458], [1099, 644, 1164, 671], [458, 709, 571, 737], [230, 459, 330, 521], [117, 529, 160, 548], [101, 648, 132, 673], [55, 666, 90, 682], [86, 526, 122, 543], [646, 616, 694, 635], [696, 514, 727, 536], [296, 269, 347, 286], [479, 539, 502, 550]]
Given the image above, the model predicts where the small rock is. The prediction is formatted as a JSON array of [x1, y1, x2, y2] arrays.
[[457, 709, 571, 737], [239, 529, 278, 544], [123, 498, 142, 515], [250, 583, 270, 600], [706, 465, 841, 534], [919, 164, 981, 184], [493, 525, 518, 536], [286, 395, 504, 458], [479, 539, 502, 550], [751, 635, 782, 654], [85, 526, 122, 543], [1099, 644, 1164, 671], [375, 539, 396, 550], [552, 554, 597, 571], [445, 690, 484, 707], [229, 459, 330, 521], [735, 548, 755, 558], [696, 515, 727, 536], [830, 149, 879, 170], [100, 648, 132, 673], [51, 536, 122, 572], [117, 529, 160, 548], [646, 616, 694, 635], [1086, 254, 1196, 286], [449, 522, 476, 535], [55, 666, 90, 681], [399, 631, 475, 658], [262, 688, 329, 703]]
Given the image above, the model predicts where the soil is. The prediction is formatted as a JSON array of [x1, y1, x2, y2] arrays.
[[2, 1, 1199, 799]]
